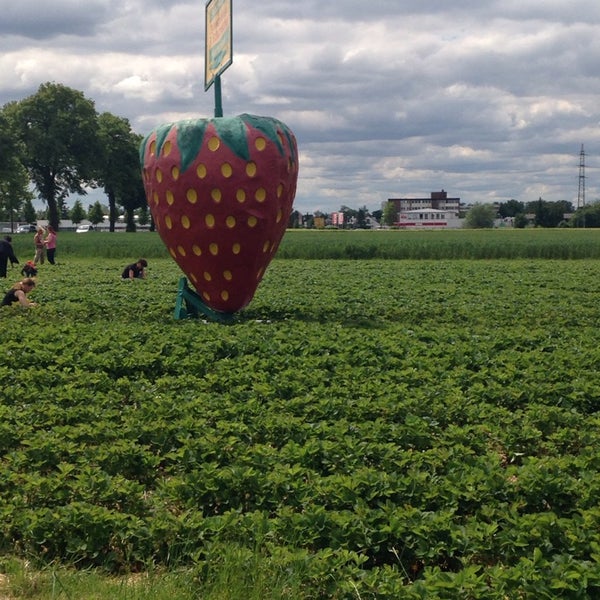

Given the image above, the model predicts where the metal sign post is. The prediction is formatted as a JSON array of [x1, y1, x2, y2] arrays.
[[205, 0, 232, 117]]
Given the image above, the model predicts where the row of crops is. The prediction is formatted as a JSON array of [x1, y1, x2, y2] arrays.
[[2, 235, 600, 597]]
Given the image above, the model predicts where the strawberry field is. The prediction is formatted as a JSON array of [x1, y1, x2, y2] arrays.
[[2, 232, 600, 598]]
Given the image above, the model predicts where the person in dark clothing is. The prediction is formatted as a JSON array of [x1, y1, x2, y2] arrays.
[[121, 258, 148, 280], [1, 278, 36, 307], [0, 236, 19, 278]]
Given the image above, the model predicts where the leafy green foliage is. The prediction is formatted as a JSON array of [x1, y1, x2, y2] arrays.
[[2, 236, 600, 597], [8, 83, 101, 229]]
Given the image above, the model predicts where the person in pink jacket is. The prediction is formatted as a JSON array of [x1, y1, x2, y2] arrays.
[[44, 226, 57, 265]]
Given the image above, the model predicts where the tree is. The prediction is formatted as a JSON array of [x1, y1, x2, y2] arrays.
[[137, 204, 149, 227], [528, 198, 573, 228], [96, 112, 144, 232], [464, 203, 496, 228], [356, 206, 368, 229], [513, 213, 529, 229], [570, 202, 600, 228], [88, 201, 105, 225], [382, 201, 397, 226], [22, 199, 37, 224], [0, 109, 33, 228], [7, 83, 101, 230], [498, 199, 525, 218], [70, 199, 86, 224]]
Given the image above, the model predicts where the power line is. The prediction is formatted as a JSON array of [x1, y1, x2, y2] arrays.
[[577, 144, 586, 209]]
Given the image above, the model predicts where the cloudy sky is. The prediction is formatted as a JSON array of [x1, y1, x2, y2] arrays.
[[1, 0, 600, 214]]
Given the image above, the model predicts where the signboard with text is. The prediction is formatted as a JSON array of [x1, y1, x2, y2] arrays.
[[205, 0, 232, 90]]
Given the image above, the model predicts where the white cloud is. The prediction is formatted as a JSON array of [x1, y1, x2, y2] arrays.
[[2, 0, 600, 212]]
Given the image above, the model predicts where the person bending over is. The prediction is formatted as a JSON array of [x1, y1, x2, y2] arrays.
[[121, 259, 148, 280], [2, 278, 37, 307]]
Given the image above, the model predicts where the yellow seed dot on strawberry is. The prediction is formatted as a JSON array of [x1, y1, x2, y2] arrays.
[[205, 214, 215, 228], [177, 246, 186, 256], [163, 140, 172, 156], [166, 191, 174, 205], [221, 163, 233, 177], [187, 189, 198, 203], [181, 215, 190, 229], [209, 243, 218, 255], [169, 248, 176, 258], [255, 137, 266, 151], [276, 209, 283, 223], [190, 273, 198, 283], [226, 216, 236, 228], [156, 169, 163, 183], [255, 188, 266, 203], [171, 166, 180, 180], [197, 164, 207, 178], [153, 191, 159, 205], [221, 290, 229, 301], [223, 270, 232, 281], [277, 184, 283, 198], [204, 271, 212, 281], [236, 189, 246, 203], [149, 140, 156, 156], [165, 216, 173, 229], [246, 162, 257, 177], [211, 189, 222, 203], [208, 137, 220, 151], [232, 243, 241, 254], [192, 244, 202, 255], [262, 240, 269, 253], [248, 216, 257, 227], [203, 291, 211, 301]]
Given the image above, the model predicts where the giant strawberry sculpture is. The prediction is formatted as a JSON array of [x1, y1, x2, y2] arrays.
[[140, 114, 298, 313]]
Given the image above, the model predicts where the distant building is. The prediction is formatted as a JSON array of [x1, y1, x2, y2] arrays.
[[388, 190, 461, 213], [331, 212, 345, 227], [395, 208, 463, 229], [387, 190, 461, 228]]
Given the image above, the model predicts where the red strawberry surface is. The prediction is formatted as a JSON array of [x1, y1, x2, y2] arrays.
[[140, 114, 298, 313]]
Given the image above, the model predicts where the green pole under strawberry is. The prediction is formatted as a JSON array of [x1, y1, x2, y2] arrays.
[[140, 113, 298, 314]]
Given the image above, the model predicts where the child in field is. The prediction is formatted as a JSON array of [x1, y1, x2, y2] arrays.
[[21, 261, 38, 277], [1, 278, 37, 307], [121, 259, 148, 280]]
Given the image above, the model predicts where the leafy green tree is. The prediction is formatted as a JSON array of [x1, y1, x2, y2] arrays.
[[464, 203, 496, 228], [498, 199, 525, 218], [382, 201, 397, 226], [570, 202, 600, 228], [70, 199, 86, 224], [7, 82, 101, 230], [96, 112, 144, 232], [87, 201, 105, 225], [288, 210, 302, 228], [356, 206, 368, 229], [527, 198, 573, 228], [22, 199, 37, 224], [514, 212, 529, 229], [122, 176, 147, 232], [0, 109, 33, 227], [137, 204, 149, 227]]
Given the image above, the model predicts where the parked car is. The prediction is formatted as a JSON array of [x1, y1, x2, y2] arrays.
[[75, 224, 94, 233], [16, 224, 37, 233]]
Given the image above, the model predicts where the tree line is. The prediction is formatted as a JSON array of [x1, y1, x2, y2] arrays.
[[0, 82, 145, 232], [290, 198, 597, 229]]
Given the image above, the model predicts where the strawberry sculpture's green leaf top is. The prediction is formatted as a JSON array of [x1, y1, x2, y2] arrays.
[[141, 114, 296, 174]]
